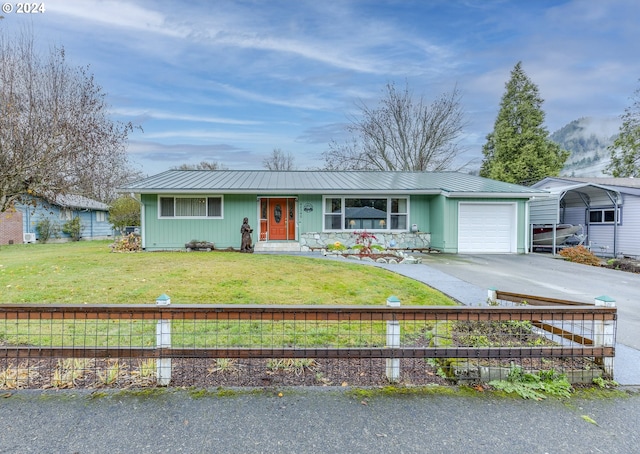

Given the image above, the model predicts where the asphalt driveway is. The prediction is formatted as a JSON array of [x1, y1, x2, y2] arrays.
[[274, 251, 640, 383], [420, 253, 640, 350]]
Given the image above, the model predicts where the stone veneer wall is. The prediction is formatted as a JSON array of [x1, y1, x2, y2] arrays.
[[300, 232, 431, 251]]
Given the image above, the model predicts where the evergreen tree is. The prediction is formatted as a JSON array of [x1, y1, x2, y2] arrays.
[[607, 82, 640, 177], [480, 62, 569, 185]]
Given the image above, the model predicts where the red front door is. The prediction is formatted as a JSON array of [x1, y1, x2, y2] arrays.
[[265, 198, 295, 240]]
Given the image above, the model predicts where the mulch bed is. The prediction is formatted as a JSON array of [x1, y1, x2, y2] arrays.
[[0, 357, 450, 389], [604, 258, 640, 273]]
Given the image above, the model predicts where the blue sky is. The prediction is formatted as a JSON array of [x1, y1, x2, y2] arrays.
[[3, 0, 639, 175]]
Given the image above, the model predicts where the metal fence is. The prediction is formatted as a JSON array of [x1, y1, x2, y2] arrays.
[[0, 293, 616, 389]]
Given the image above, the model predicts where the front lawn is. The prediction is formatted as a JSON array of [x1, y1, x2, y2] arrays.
[[0, 241, 454, 306]]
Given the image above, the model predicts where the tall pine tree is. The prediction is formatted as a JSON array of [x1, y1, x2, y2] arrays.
[[480, 62, 569, 185]]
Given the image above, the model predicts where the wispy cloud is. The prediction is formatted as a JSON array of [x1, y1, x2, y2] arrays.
[[140, 129, 296, 145], [52, 0, 189, 37], [8, 0, 638, 173], [209, 82, 338, 111], [113, 108, 262, 126]]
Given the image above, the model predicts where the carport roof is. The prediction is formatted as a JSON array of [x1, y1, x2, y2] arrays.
[[553, 177, 640, 190], [120, 170, 546, 197], [532, 179, 623, 204]]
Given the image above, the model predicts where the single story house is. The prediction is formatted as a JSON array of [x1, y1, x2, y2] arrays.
[[119, 170, 547, 254], [17, 194, 113, 243], [531, 177, 640, 257]]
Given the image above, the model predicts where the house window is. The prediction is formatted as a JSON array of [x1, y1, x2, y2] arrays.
[[96, 211, 106, 222], [323, 196, 409, 231], [324, 198, 342, 230], [159, 196, 223, 218], [59, 209, 72, 221], [391, 198, 408, 230], [589, 207, 621, 224]]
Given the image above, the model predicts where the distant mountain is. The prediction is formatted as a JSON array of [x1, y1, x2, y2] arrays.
[[550, 117, 620, 177]]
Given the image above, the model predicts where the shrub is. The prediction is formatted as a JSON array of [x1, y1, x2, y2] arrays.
[[353, 230, 378, 255], [36, 218, 59, 243], [559, 245, 602, 266], [62, 216, 82, 241]]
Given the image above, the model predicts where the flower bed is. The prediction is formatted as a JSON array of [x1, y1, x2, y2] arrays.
[[321, 249, 422, 264]]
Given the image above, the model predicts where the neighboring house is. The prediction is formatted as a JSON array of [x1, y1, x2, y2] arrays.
[[0, 208, 24, 245], [18, 194, 114, 242], [119, 170, 547, 254], [531, 177, 640, 257]]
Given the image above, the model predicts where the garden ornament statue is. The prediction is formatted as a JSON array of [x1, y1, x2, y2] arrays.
[[240, 217, 254, 253]]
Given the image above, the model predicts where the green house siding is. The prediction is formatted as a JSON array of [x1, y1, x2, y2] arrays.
[[297, 194, 323, 233], [123, 171, 545, 254], [140, 192, 529, 253], [142, 194, 258, 250], [141, 193, 437, 250], [408, 195, 431, 234], [429, 195, 447, 251]]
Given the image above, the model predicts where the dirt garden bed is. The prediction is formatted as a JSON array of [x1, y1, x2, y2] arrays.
[[604, 257, 640, 273], [0, 319, 602, 389]]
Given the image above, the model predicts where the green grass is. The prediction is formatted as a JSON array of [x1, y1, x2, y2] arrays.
[[0, 241, 455, 349], [0, 241, 453, 306]]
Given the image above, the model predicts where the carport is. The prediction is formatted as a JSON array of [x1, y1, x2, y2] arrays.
[[529, 182, 622, 256]]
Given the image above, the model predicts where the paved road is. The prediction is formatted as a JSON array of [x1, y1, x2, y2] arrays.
[[1, 388, 638, 454]]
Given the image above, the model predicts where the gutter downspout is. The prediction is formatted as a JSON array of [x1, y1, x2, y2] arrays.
[[525, 199, 530, 254]]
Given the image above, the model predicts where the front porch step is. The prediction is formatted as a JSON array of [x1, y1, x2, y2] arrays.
[[254, 242, 301, 252]]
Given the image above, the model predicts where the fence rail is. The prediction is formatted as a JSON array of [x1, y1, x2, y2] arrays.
[[0, 302, 617, 318], [0, 294, 616, 389]]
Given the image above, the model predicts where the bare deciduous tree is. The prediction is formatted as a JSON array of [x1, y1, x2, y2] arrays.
[[0, 30, 135, 211], [172, 161, 226, 170], [322, 82, 467, 171], [263, 148, 296, 170]]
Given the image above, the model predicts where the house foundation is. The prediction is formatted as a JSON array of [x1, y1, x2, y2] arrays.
[[299, 232, 431, 252]]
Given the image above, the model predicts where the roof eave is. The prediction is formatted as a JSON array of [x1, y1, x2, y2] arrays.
[[120, 188, 446, 196], [446, 192, 546, 199]]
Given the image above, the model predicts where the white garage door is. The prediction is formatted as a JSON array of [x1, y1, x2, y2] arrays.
[[458, 203, 516, 253]]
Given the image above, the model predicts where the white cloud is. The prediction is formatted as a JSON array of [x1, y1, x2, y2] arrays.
[[113, 108, 262, 126], [52, 0, 190, 37]]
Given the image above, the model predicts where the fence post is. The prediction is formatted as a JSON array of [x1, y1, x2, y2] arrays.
[[487, 287, 498, 305], [156, 294, 172, 386], [386, 295, 401, 382], [594, 295, 615, 377]]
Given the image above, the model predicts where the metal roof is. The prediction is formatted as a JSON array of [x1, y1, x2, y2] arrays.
[[51, 194, 110, 211], [119, 170, 545, 197], [531, 179, 623, 213], [554, 177, 640, 189], [537, 177, 640, 197]]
